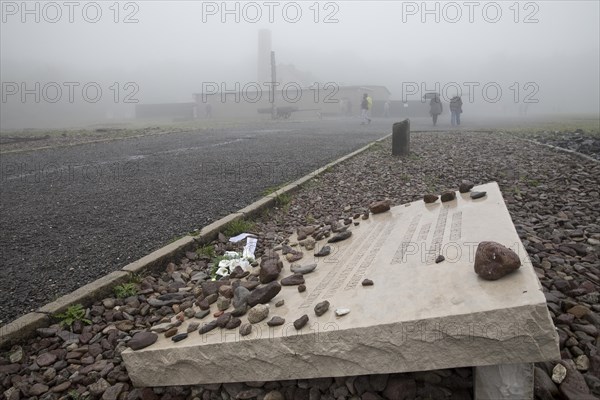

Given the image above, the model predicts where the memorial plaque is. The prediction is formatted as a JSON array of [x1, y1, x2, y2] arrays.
[[123, 182, 559, 387]]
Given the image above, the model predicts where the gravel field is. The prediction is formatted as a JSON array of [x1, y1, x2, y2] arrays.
[[1, 129, 599, 399], [519, 130, 600, 160], [0, 119, 391, 325]]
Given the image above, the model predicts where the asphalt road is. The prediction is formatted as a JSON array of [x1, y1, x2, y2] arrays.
[[0, 118, 397, 324]]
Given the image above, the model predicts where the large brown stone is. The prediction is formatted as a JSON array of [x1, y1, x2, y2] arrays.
[[281, 273, 305, 286], [201, 280, 230, 297], [474, 241, 521, 280], [459, 180, 474, 193], [247, 281, 282, 307], [440, 191, 456, 202], [297, 226, 317, 241], [260, 259, 282, 284], [128, 332, 158, 350], [369, 200, 391, 214]]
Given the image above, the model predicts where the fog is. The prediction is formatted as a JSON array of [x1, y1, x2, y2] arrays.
[[1, 0, 599, 129]]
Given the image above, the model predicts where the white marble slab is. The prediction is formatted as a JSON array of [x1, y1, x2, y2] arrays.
[[123, 182, 559, 387]]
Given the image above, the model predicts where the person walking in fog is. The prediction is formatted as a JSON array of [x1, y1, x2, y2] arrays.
[[429, 95, 442, 126], [360, 93, 371, 125], [450, 95, 463, 126]]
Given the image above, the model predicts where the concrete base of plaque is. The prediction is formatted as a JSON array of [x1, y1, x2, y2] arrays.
[[475, 363, 534, 399], [123, 182, 559, 396]]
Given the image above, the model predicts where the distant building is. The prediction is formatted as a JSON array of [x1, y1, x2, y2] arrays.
[[192, 85, 395, 119]]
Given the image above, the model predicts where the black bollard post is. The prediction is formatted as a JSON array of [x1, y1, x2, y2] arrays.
[[392, 119, 410, 156]]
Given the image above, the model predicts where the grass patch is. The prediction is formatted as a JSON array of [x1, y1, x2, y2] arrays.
[[369, 142, 384, 151], [275, 193, 292, 208], [322, 165, 334, 174], [167, 234, 187, 244], [67, 391, 90, 400], [423, 175, 440, 192], [300, 179, 320, 191], [275, 193, 292, 212], [196, 244, 216, 259], [126, 272, 142, 284], [114, 282, 138, 298], [262, 183, 287, 196], [54, 304, 91, 329], [523, 177, 541, 187], [260, 208, 271, 221], [223, 218, 255, 237], [507, 184, 523, 197]]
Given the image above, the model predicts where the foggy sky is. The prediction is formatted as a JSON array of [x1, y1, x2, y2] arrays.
[[1, 1, 599, 129]]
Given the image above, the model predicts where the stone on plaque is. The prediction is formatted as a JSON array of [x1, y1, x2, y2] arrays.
[[474, 241, 521, 280], [459, 180, 474, 193], [440, 191, 456, 202], [369, 200, 391, 214]]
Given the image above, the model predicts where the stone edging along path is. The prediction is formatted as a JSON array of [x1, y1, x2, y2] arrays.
[[0, 132, 393, 350]]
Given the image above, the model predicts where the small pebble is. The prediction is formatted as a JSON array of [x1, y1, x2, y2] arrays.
[[187, 322, 200, 333], [441, 191, 456, 202], [423, 194, 438, 203], [195, 310, 210, 319], [171, 333, 188, 342], [294, 315, 309, 330], [240, 323, 252, 337], [335, 308, 350, 317], [314, 300, 330, 317], [470, 191, 487, 200], [315, 246, 331, 257], [267, 316, 286, 327], [164, 328, 178, 338], [225, 317, 242, 330]]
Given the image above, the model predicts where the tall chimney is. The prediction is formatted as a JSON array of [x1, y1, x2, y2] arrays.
[[257, 29, 272, 84]]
